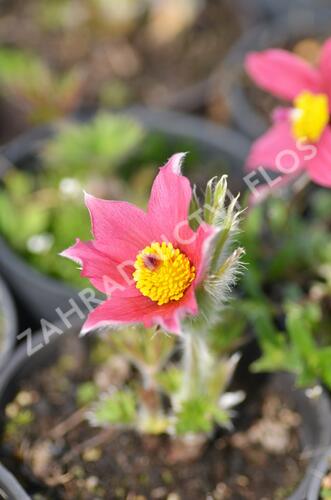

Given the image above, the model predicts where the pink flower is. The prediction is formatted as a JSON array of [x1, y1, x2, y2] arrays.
[[61, 153, 215, 335], [245, 38, 331, 191]]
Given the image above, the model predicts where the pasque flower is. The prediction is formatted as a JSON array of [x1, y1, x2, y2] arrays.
[[61, 153, 241, 335], [246, 38, 331, 188]]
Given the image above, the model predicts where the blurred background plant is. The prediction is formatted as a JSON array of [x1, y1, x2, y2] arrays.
[[0, 0, 241, 143], [236, 185, 331, 390], [0, 48, 84, 124]]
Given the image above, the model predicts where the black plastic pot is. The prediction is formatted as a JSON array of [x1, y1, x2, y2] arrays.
[[287, 389, 331, 500], [0, 275, 17, 373], [0, 461, 30, 500], [306, 447, 331, 500], [0, 321, 81, 498], [231, 0, 331, 27], [223, 9, 331, 139], [0, 327, 330, 498], [0, 106, 251, 326]]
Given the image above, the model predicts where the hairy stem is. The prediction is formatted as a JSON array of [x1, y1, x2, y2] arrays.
[[179, 328, 214, 402]]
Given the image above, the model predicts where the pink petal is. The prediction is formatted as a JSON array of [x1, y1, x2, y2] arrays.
[[246, 120, 305, 176], [245, 49, 322, 101], [81, 284, 198, 335], [271, 106, 291, 123], [319, 38, 331, 102], [147, 153, 194, 244], [81, 294, 155, 334], [60, 239, 137, 294], [148, 287, 198, 334], [183, 224, 217, 284], [147, 153, 216, 284], [306, 127, 331, 187], [85, 192, 158, 249]]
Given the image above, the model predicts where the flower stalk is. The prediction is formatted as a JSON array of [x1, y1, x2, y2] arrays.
[[179, 328, 213, 403]]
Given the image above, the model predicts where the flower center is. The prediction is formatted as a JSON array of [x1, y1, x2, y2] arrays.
[[133, 242, 196, 305], [291, 91, 329, 142]]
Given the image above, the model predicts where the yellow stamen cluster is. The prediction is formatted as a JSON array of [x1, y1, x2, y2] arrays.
[[291, 91, 329, 143], [133, 242, 195, 305]]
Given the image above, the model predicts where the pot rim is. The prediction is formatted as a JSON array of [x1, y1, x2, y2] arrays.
[[0, 461, 31, 500], [0, 275, 17, 372], [305, 446, 331, 500]]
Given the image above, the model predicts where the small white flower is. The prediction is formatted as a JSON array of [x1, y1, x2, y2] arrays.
[[219, 390, 245, 410], [59, 178, 82, 199], [305, 385, 322, 399], [27, 234, 54, 254]]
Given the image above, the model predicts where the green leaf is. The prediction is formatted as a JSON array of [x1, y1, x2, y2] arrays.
[[4, 169, 33, 198], [0, 48, 48, 89], [0, 192, 19, 242], [251, 336, 291, 373], [213, 407, 231, 427], [0, 47, 83, 123], [286, 303, 316, 357], [209, 307, 246, 354], [20, 205, 50, 242], [156, 367, 182, 394], [311, 189, 331, 221], [93, 390, 136, 426], [76, 382, 99, 406], [42, 113, 145, 177], [316, 348, 331, 390], [175, 397, 213, 435], [175, 396, 230, 436]]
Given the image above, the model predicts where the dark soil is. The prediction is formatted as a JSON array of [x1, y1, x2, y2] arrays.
[[0, 334, 306, 500]]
